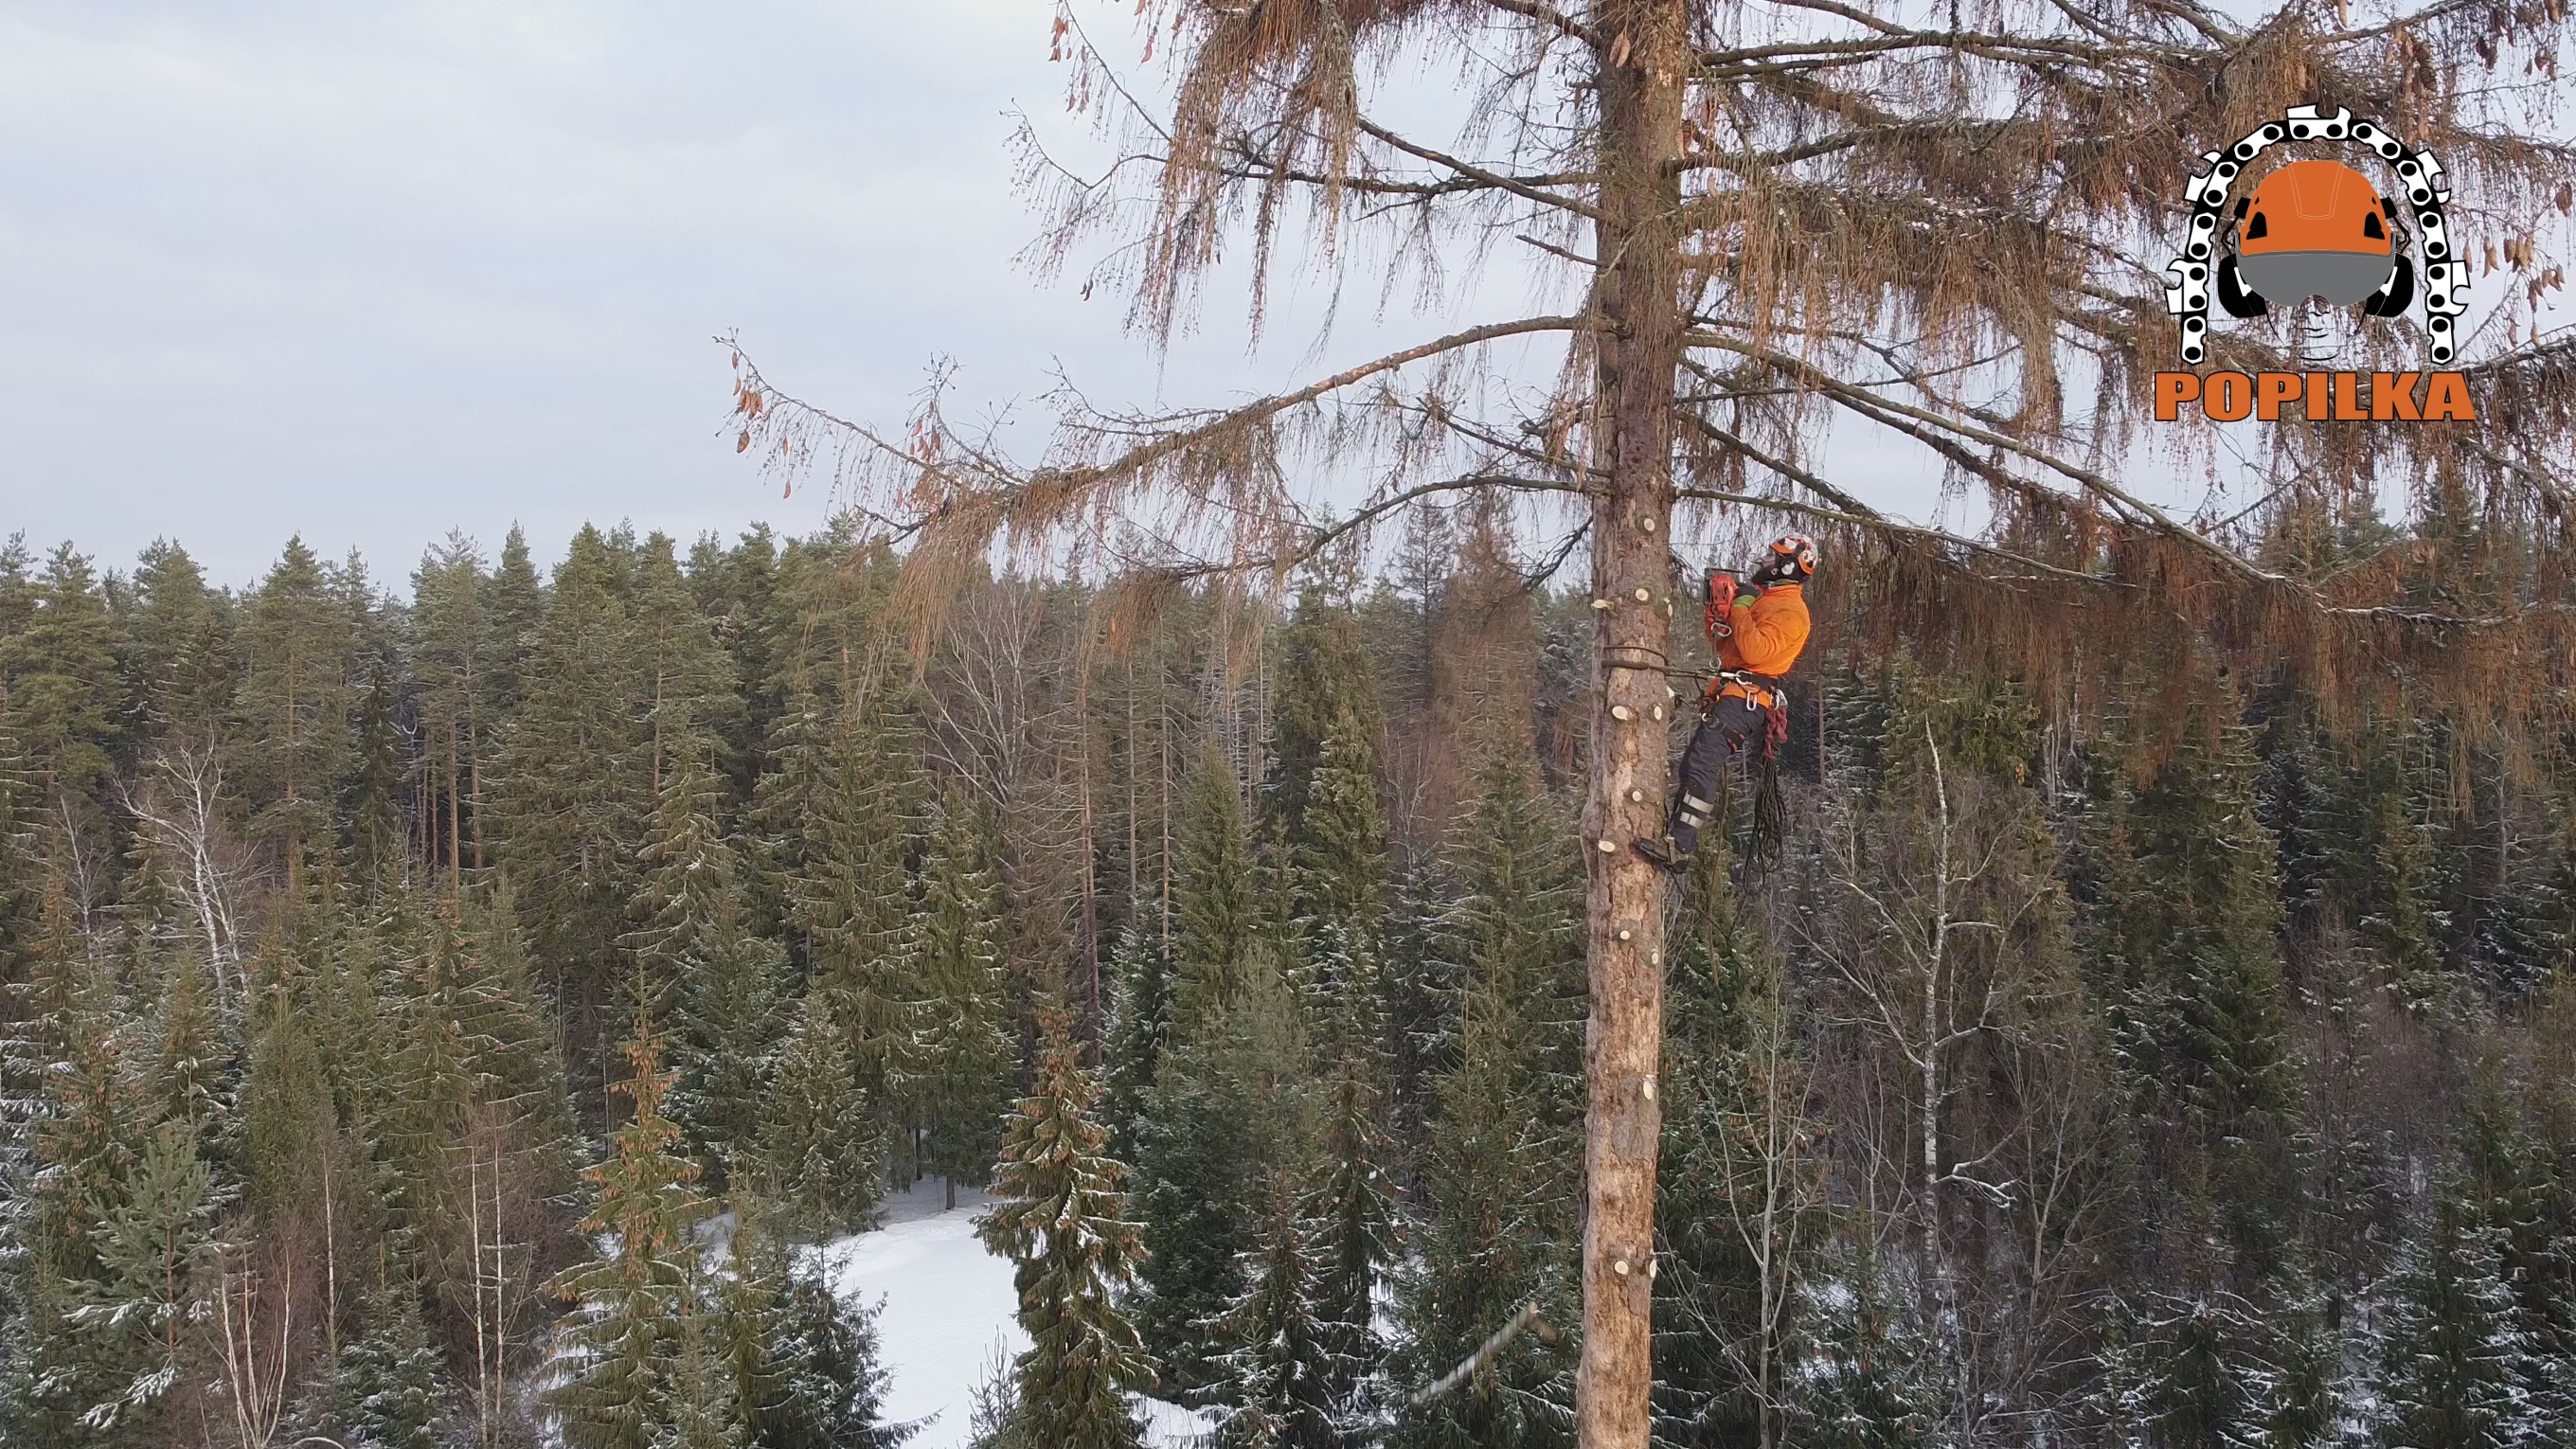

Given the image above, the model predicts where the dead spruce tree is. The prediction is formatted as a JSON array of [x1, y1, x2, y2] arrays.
[[732, 3, 2576, 1443]]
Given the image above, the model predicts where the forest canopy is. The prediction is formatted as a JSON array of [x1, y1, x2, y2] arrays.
[[4, 510, 2576, 1448]]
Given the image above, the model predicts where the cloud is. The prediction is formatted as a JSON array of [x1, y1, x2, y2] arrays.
[[0, 1, 1175, 585]]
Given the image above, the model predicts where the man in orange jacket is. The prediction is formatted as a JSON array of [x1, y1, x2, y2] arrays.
[[1637, 532, 1816, 870]]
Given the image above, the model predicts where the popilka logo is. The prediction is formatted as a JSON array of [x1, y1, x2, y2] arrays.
[[2157, 104, 2477, 422]]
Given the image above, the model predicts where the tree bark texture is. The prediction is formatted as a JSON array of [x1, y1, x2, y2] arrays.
[[1579, 7, 1689, 1448]]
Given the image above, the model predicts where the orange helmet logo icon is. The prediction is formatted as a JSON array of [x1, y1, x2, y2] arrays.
[[2223, 159, 2412, 314], [2164, 104, 2465, 364]]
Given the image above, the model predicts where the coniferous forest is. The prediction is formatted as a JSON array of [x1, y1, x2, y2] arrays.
[[7, 502, 2576, 1449]]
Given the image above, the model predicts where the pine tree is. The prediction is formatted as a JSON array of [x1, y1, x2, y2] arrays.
[[64, 1120, 220, 1445], [547, 984, 707, 1449], [903, 784, 1011, 1209], [0, 541, 125, 800], [975, 1007, 1154, 1449], [2375, 1182, 2529, 1449]]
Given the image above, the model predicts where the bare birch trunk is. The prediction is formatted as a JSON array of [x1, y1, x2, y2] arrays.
[[1578, 7, 1689, 1446]]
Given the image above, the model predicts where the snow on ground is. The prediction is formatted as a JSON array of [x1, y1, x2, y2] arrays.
[[820, 1178, 1218, 1449]]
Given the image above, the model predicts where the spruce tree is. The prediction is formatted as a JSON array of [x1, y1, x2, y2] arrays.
[[753, 991, 884, 1235], [122, 538, 235, 744], [1796, 1248, 1937, 1449], [238, 535, 359, 880], [547, 983, 707, 1449], [1307, 917, 1394, 1414], [493, 525, 650, 1082], [1133, 746, 1292, 1389], [628, 737, 790, 1176], [2082, 722, 2299, 1277], [1655, 881, 1822, 1449], [632, 534, 737, 789], [2375, 1181, 2528, 1449], [767, 684, 921, 1130], [480, 523, 546, 722], [903, 784, 1011, 1209], [719, 1210, 907, 1449], [2143, 1296, 2265, 1449], [1209, 1171, 1344, 1449], [320, 1283, 452, 1449], [1172, 749, 1259, 1034], [1393, 744, 1583, 1449], [1100, 909, 1172, 1166], [659, 1272, 751, 1449], [975, 1007, 1154, 1449], [413, 531, 491, 882]]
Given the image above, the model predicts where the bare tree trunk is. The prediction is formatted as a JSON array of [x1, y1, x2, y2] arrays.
[[448, 717, 463, 895], [468, 653, 486, 872], [1578, 7, 1689, 1446]]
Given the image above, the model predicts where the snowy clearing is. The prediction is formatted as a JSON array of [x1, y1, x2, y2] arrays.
[[820, 1179, 1218, 1449]]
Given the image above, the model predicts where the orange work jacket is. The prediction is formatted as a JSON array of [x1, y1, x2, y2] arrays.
[[1705, 581, 1810, 707]]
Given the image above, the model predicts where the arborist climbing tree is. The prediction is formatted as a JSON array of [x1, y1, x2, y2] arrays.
[[723, 5, 2576, 1446], [1637, 533, 1816, 872]]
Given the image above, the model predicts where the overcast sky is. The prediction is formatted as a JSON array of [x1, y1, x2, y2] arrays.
[[6, 0, 1517, 590], [6, 3, 2558, 593]]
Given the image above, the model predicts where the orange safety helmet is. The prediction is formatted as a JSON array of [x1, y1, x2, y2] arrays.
[[2220, 158, 2413, 316], [1762, 533, 1818, 581]]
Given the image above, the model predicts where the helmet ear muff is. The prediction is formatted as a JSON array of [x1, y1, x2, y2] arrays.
[[1766, 534, 1818, 579], [2363, 252, 2415, 318], [2216, 253, 2269, 318]]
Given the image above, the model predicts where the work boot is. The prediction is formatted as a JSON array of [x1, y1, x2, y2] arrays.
[[1634, 835, 1689, 873]]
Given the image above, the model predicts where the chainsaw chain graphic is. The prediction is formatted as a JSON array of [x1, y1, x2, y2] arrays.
[[2162, 104, 2467, 366]]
